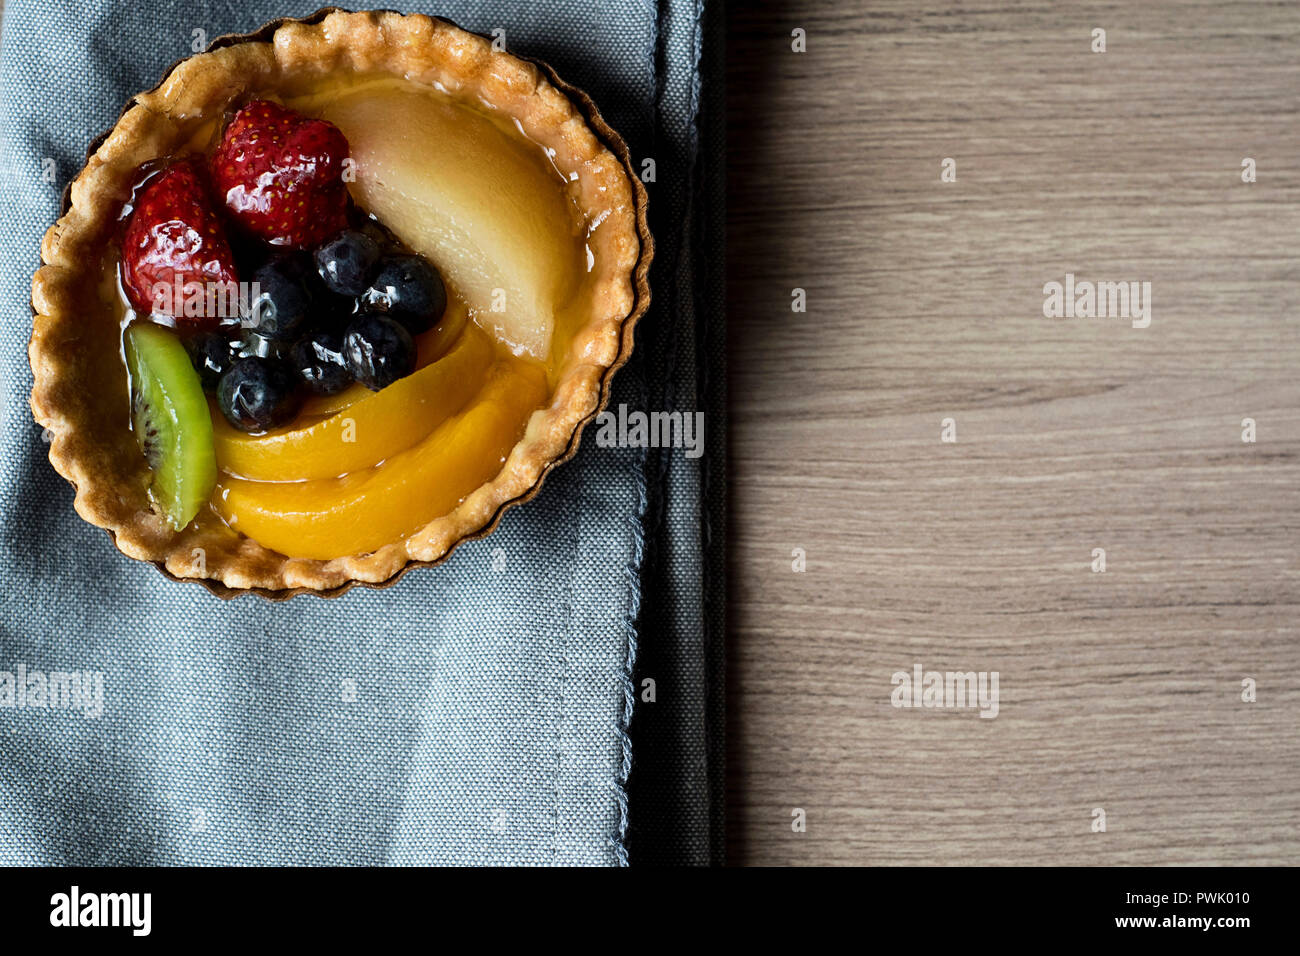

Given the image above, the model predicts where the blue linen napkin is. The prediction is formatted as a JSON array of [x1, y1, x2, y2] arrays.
[[0, 0, 713, 866]]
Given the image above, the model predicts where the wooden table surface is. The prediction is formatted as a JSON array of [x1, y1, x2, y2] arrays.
[[726, 0, 1300, 865]]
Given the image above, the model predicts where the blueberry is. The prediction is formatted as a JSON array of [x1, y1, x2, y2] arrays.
[[248, 257, 311, 339], [234, 329, 290, 362], [357, 219, 398, 249], [310, 284, 360, 329], [343, 314, 416, 391], [187, 332, 239, 391], [290, 327, 353, 396], [315, 229, 381, 297], [362, 255, 447, 334], [270, 250, 314, 281], [217, 357, 303, 433]]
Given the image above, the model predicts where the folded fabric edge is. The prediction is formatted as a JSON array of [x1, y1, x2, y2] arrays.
[[611, 451, 649, 866]]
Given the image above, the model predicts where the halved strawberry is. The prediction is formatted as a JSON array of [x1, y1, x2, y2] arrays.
[[212, 100, 351, 249], [121, 159, 240, 326]]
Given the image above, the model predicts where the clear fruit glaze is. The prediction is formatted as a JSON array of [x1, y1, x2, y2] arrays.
[[105, 73, 598, 560]]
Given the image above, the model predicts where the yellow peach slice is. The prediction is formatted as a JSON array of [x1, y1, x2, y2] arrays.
[[300, 298, 468, 418], [215, 360, 547, 560], [213, 324, 491, 481]]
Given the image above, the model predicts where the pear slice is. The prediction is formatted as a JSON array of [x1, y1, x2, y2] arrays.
[[317, 87, 583, 361]]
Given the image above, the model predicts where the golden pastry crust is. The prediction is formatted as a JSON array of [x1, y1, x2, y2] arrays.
[[29, 9, 652, 598]]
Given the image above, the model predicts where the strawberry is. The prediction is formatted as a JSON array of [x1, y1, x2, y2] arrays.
[[211, 100, 351, 249], [121, 158, 240, 325]]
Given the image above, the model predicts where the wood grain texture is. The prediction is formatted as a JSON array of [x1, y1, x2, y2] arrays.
[[726, 0, 1300, 865]]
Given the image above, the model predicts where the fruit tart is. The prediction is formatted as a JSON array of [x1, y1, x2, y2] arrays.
[[29, 9, 652, 597]]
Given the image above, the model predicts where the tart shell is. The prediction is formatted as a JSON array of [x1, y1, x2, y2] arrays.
[[29, 8, 653, 599]]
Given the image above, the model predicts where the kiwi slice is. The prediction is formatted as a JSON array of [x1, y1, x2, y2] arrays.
[[124, 323, 217, 530]]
